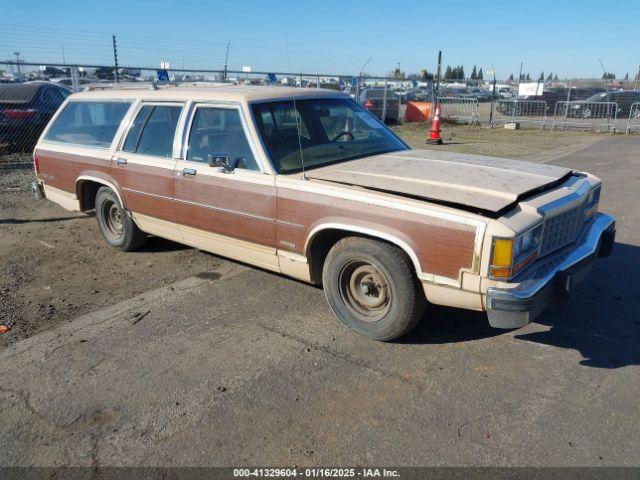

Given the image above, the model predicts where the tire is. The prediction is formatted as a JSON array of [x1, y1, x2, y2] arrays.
[[94, 186, 146, 251], [322, 237, 426, 341]]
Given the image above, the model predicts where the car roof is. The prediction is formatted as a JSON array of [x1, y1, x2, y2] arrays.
[[0, 81, 55, 104], [69, 85, 350, 103]]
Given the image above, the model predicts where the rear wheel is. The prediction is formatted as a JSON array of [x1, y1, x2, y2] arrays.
[[322, 237, 425, 341], [95, 186, 146, 251]]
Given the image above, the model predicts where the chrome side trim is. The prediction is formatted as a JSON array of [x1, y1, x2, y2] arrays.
[[124, 187, 274, 223], [174, 197, 275, 223], [276, 219, 305, 229], [122, 187, 170, 201]]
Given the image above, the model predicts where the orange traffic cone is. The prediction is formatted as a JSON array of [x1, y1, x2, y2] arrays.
[[427, 101, 443, 145]]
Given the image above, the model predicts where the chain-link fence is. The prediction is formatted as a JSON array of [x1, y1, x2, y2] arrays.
[[2, 58, 640, 156], [0, 81, 72, 154], [0, 61, 420, 153]]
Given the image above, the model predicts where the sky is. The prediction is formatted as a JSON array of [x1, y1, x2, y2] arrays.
[[1, 0, 638, 80]]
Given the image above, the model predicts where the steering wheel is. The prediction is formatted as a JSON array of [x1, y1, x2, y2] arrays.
[[331, 131, 355, 142]]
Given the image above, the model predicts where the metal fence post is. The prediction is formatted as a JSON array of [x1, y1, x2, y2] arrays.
[[381, 79, 388, 122]]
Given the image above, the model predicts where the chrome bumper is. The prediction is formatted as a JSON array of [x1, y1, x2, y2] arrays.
[[486, 213, 616, 329], [31, 180, 45, 201]]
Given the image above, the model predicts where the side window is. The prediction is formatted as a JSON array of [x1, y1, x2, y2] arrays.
[[187, 107, 258, 171], [122, 104, 182, 158], [44, 101, 131, 147]]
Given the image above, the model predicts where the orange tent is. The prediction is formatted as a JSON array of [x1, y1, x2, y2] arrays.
[[405, 101, 433, 123]]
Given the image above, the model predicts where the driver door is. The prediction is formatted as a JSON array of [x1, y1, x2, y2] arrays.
[[173, 103, 278, 271]]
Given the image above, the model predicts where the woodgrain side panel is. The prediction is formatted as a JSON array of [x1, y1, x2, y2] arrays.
[[111, 160, 176, 223], [173, 168, 277, 248], [276, 186, 477, 280], [35, 149, 111, 195]]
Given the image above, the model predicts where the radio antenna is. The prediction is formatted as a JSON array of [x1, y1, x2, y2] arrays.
[[284, 34, 308, 181]]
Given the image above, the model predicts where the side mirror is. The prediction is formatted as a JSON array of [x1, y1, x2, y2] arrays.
[[207, 153, 238, 173]]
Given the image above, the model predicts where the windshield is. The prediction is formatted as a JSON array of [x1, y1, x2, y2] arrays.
[[251, 97, 407, 174]]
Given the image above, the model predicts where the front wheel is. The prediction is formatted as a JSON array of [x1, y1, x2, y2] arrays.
[[95, 186, 146, 251], [322, 237, 425, 341]]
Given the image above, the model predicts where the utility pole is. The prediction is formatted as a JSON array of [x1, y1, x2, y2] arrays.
[[488, 65, 496, 126], [13, 52, 21, 74], [517, 61, 523, 95], [435, 50, 442, 97], [112, 35, 119, 83], [223, 42, 230, 83], [357, 56, 372, 100]]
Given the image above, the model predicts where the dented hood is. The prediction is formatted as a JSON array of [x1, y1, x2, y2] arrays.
[[307, 149, 573, 215]]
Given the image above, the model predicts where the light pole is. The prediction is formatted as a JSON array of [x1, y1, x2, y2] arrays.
[[13, 52, 21, 74]]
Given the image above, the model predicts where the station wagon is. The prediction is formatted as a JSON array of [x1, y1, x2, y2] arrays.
[[31, 86, 615, 340]]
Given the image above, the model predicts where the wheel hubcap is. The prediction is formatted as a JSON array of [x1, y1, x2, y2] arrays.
[[339, 260, 391, 322], [103, 200, 124, 237]]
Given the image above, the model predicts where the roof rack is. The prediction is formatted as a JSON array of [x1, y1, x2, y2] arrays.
[[85, 81, 235, 91]]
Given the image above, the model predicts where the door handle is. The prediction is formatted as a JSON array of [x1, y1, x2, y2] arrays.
[[182, 168, 197, 176], [116, 158, 127, 166]]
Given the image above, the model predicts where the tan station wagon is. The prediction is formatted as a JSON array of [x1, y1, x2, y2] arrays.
[[31, 86, 615, 341]]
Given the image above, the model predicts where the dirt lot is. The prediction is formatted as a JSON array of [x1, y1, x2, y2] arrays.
[[0, 125, 613, 346], [0, 155, 225, 346], [392, 122, 604, 159]]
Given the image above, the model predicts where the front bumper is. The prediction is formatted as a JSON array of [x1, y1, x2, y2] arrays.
[[486, 213, 615, 329]]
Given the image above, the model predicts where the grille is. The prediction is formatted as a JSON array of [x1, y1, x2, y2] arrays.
[[540, 203, 586, 256]]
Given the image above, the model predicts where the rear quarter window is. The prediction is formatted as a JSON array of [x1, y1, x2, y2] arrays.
[[44, 100, 132, 148]]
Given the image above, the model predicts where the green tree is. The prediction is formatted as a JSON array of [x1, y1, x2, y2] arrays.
[[538, 71, 544, 81], [470, 65, 477, 80], [444, 65, 452, 80], [477, 68, 483, 80], [43, 66, 65, 78], [420, 69, 434, 81], [508, 73, 514, 81], [390, 68, 405, 80], [602, 72, 616, 79], [547, 72, 553, 80], [554, 73, 559, 80], [526, 73, 531, 81], [94, 66, 115, 80]]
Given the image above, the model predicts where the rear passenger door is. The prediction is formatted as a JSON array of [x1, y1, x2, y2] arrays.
[[111, 102, 185, 230], [173, 103, 278, 271]]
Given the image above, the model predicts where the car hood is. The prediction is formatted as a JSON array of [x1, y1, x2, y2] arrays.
[[307, 149, 573, 215]]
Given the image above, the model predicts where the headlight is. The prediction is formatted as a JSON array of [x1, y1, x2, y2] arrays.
[[490, 224, 543, 279], [585, 185, 601, 218]]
